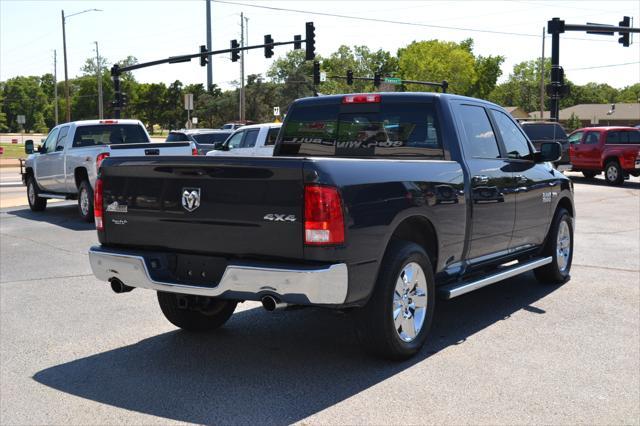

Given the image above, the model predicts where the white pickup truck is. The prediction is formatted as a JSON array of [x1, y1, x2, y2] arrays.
[[206, 123, 281, 157], [22, 119, 194, 221]]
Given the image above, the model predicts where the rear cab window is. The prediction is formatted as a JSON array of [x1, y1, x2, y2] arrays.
[[277, 97, 444, 159], [192, 133, 230, 144], [456, 104, 500, 159], [73, 124, 149, 147], [521, 123, 568, 141], [584, 132, 601, 145]]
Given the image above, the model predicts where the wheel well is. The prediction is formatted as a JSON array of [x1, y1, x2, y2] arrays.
[[604, 156, 620, 166], [556, 197, 573, 218], [390, 216, 438, 271], [74, 168, 88, 188], [25, 167, 34, 178]]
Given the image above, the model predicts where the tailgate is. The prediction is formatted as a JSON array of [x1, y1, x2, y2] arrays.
[[109, 142, 192, 157], [100, 156, 305, 260]]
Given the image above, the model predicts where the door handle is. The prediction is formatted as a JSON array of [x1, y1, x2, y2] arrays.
[[472, 175, 489, 184]]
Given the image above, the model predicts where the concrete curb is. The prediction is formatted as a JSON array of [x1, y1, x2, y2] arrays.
[[0, 159, 22, 168]]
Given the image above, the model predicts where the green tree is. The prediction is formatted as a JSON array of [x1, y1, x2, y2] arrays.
[[565, 112, 582, 131], [398, 40, 477, 94], [1, 76, 49, 132], [617, 83, 640, 103]]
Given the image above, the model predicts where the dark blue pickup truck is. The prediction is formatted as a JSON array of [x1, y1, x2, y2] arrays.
[[89, 92, 574, 359]]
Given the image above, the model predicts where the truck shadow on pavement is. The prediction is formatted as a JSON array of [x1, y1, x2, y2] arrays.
[[6, 203, 94, 231], [569, 176, 640, 189], [34, 272, 558, 424]]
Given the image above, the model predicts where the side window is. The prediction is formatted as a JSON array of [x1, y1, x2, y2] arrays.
[[42, 128, 60, 153], [225, 131, 244, 149], [492, 110, 531, 159], [265, 127, 280, 146], [242, 129, 260, 148], [584, 132, 600, 145], [55, 127, 69, 151], [628, 130, 640, 144], [457, 105, 500, 159], [568, 131, 583, 145], [606, 131, 620, 144]]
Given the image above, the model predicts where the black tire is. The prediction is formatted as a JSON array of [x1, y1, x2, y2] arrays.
[[157, 292, 237, 331], [534, 208, 573, 284], [582, 171, 597, 179], [77, 180, 94, 222], [355, 240, 436, 360], [26, 175, 47, 212], [604, 161, 624, 186]]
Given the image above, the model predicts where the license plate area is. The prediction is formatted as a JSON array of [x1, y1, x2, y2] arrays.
[[174, 254, 228, 287]]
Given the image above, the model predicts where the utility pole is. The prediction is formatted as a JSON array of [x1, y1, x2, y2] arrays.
[[62, 10, 70, 122], [206, 0, 212, 91], [539, 27, 545, 120], [54, 50, 59, 125], [239, 12, 245, 122], [95, 41, 103, 119]]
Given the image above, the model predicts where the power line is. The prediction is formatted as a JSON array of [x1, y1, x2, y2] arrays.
[[212, 0, 619, 42], [566, 61, 640, 71]]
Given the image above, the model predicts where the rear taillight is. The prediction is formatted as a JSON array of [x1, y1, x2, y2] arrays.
[[304, 185, 345, 245], [96, 152, 110, 169], [342, 94, 381, 104], [94, 177, 103, 231]]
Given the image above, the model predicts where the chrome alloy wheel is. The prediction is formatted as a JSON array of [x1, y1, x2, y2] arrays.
[[392, 262, 428, 342], [28, 181, 36, 205], [606, 164, 618, 182], [80, 188, 89, 216], [556, 220, 571, 272]]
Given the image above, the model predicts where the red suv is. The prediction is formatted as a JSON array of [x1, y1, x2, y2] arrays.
[[568, 127, 640, 185]]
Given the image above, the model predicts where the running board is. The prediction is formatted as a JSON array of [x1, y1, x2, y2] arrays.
[[438, 257, 552, 300], [38, 193, 67, 199]]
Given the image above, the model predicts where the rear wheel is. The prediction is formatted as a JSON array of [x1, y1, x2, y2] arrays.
[[535, 208, 573, 284], [582, 171, 597, 179], [604, 161, 623, 186], [157, 292, 237, 331], [77, 180, 94, 222], [355, 241, 436, 360], [26, 176, 47, 211]]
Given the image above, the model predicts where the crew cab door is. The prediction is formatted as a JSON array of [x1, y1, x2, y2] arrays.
[[33, 127, 61, 190], [254, 126, 279, 157], [217, 128, 259, 156], [453, 103, 517, 261], [574, 131, 601, 169], [489, 108, 552, 249]]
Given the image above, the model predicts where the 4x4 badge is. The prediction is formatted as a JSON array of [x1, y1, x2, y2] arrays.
[[182, 188, 201, 212]]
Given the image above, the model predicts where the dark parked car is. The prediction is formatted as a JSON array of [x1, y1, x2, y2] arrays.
[[521, 121, 569, 167], [166, 129, 233, 155], [90, 92, 573, 360]]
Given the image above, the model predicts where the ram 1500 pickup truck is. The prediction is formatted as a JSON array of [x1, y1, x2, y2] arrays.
[[22, 119, 194, 221], [89, 93, 574, 360]]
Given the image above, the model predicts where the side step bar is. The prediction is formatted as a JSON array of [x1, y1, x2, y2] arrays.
[[38, 193, 67, 199], [438, 257, 552, 300]]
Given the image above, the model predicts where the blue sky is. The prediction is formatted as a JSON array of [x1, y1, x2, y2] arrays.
[[1, 0, 639, 91]]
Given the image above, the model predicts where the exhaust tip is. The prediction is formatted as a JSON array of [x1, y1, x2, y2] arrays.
[[261, 295, 278, 311], [110, 278, 133, 294]]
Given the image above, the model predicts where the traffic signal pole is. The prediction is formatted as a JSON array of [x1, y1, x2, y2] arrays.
[[110, 22, 315, 118], [547, 16, 638, 122]]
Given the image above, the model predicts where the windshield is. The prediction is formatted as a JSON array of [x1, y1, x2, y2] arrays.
[[522, 123, 567, 141], [72, 124, 149, 147], [278, 101, 443, 158], [193, 133, 231, 144]]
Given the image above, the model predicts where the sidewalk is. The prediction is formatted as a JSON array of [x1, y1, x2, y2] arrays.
[[0, 159, 21, 168]]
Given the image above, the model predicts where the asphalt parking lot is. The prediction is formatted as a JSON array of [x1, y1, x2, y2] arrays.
[[1, 173, 638, 425]]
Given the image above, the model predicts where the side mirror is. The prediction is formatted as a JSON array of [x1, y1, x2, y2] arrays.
[[535, 141, 562, 163], [213, 142, 224, 150], [25, 140, 34, 154]]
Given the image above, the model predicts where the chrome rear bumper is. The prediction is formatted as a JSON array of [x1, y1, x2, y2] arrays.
[[88, 246, 349, 305]]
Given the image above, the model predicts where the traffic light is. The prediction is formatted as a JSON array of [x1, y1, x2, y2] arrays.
[[230, 39, 240, 62], [120, 93, 128, 107], [346, 70, 353, 85], [619, 16, 631, 47], [264, 34, 274, 58], [373, 72, 381, 88], [305, 22, 315, 60], [293, 35, 302, 50], [199, 45, 208, 67], [313, 61, 320, 85]]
